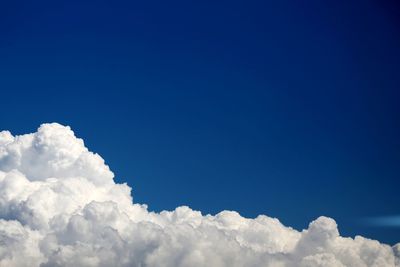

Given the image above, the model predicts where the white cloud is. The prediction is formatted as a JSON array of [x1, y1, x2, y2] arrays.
[[0, 123, 398, 267]]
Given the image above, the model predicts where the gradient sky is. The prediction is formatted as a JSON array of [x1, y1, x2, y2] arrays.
[[0, 0, 399, 244]]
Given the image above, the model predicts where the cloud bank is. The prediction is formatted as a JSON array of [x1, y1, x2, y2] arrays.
[[0, 123, 398, 267]]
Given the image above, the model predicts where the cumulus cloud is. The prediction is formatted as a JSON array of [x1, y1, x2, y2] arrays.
[[0, 123, 398, 267]]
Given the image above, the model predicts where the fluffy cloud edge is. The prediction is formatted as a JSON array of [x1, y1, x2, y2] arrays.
[[0, 123, 398, 267]]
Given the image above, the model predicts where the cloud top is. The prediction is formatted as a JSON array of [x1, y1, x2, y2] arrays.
[[0, 123, 398, 267]]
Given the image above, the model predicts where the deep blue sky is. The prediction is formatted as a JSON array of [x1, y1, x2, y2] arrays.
[[1, 0, 399, 244]]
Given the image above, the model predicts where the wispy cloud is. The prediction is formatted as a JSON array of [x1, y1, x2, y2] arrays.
[[364, 216, 400, 227]]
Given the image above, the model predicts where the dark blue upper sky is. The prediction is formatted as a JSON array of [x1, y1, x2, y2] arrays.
[[1, 0, 399, 244]]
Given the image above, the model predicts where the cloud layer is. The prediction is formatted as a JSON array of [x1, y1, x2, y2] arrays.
[[0, 123, 398, 267]]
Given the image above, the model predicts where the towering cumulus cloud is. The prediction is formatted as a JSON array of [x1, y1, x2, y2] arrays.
[[0, 123, 398, 267]]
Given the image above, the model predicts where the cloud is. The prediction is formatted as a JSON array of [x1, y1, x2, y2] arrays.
[[364, 216, 400, 227], [0, 123, 398, 267]]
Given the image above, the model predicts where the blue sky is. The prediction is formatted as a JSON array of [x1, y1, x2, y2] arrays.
[[0, 0, 399, 244]]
